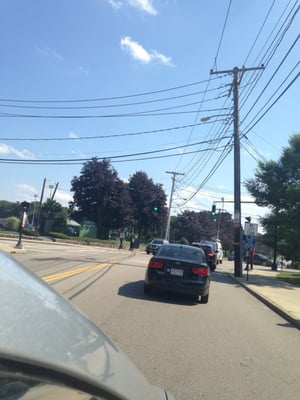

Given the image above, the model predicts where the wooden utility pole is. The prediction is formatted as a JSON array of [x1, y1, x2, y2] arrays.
[[211, 65, 264, 277], [165, 171, 184, 241]]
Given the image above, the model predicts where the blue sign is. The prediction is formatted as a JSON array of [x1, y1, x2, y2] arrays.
[[244, 235, 256, 249]]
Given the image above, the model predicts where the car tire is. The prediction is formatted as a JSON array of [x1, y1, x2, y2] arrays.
[[200, 293, 209, 304], [144, 283, 152, 295]]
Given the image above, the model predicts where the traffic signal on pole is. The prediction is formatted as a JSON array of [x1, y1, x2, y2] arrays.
[[152, 201, 159, 212], [211, 204, 216, 216]]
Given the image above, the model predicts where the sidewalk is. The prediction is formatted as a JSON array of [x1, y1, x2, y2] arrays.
[[218, 260, 300, 330]]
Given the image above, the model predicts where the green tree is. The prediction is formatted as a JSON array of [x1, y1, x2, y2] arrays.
[[39, 199, 68, 234], [171, 210, 234, 248], [245, 133, 300, 263], [70, 158, 131, 239], [0, 200, 22, 218], [6, 216, 20, 232], [128, 171, 167, 239]]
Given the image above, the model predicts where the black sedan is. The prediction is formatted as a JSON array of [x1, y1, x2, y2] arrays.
[[144, 244, 210, 303], [191, 242, 216, 271]]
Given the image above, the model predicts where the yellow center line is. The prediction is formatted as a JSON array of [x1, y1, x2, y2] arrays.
[[43, 260, 120, 283]]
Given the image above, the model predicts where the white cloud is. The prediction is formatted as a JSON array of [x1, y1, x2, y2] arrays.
[[108, 0, 122, 9], [0, 143, 35, 159], [13, 183, 73, 207], [35, 46, 64, 62], [13, 183, 39, 204], [69, 131, 80, 140], [55, 190, 73, 206], [77, 65, 90, 76], [128, 0, 157, 15], [120, 36, 173, 66], [107, 0, 157, 15], [16, 183, 37, 195]]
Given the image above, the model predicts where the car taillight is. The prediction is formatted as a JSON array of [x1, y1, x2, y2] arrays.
[[148, 260, 164, 269], [192, 267, 209, 276], [207, 252, 214, 257]]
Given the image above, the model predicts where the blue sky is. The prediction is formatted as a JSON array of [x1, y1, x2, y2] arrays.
[[0, 0, 299, 226]]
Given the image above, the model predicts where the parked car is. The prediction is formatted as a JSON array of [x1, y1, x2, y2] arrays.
[[228, 251, 235, 261], [0, 218, 7, 229], [245, 252, 273, 266], [199, 239, 224, 264], [144, 244, 210, 303], [0, 250, 175, 400], [191, 242, 217, 271], [146, 238, 169, 254]]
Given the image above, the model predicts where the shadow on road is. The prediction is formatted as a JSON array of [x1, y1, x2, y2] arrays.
[[118, 280, 202, 306], [118, 270, 242, 305]]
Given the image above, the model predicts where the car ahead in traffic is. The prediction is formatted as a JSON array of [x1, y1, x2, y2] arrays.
[[144, 243, 210, 303], [146, 238, 169, 254], [199, 239, 223, 264], [191, 242, 217, 271], [0, 250, 175, 400]]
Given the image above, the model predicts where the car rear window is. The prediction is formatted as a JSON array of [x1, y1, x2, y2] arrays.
[[181, 247, 204, 262], [158, 246, 205, 263]]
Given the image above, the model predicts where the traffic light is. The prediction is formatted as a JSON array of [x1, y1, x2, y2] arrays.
[[152, 201, 159, 212], [211, 204, 216, 216]]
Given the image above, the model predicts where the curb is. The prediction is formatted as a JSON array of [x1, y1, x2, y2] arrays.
[[229, 274, 300, 330]]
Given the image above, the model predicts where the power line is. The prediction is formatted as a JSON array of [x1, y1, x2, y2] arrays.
[[0, 116, 231, 142], [0, 136, 232, 165], [0, 78, 220, 103]]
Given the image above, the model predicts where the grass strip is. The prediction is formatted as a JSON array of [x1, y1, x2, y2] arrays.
[[276, 272, 300, 287]]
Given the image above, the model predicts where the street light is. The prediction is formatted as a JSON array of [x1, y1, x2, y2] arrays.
[[15, 201, 30, 249], [200, 114, 232, 123], [49, 184, 54, 199], [31, 194, 38, 230]]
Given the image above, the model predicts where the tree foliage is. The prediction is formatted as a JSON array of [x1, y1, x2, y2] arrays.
[[128, 171, 167, 239], [171, 210, 234, 248], [245, 133, 300, 262], [6, 216, 20, 232], [70, 158, 132, 239], [0, 200, 22, 218], [39, 199, 68, 234]]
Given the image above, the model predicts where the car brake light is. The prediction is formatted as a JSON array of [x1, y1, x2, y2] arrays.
[[192, 267, 209, 276], [207, 252, 214, 257], [148, 260, 164, 269]]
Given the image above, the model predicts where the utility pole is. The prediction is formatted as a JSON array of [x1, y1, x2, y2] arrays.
[[211, 65, 264, 277], [165, 171, 184, 241]]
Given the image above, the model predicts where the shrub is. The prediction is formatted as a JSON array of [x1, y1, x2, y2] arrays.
[[6, 216, 20, 232]]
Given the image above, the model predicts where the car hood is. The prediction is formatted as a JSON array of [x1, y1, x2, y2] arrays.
[[0, 250, 174, 400]]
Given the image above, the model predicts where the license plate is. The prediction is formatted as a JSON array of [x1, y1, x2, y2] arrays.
[[170, 268, 183, 276]]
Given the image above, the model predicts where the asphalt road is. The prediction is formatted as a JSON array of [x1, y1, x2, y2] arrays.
[[9, 241, 300, 400]]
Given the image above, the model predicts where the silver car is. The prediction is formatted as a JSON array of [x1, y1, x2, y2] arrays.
[[0, 250, 175, 400]]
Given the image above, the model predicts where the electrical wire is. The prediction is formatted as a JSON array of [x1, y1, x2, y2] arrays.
[[0, 136, 231, 165], [0, 117, 230, 142]]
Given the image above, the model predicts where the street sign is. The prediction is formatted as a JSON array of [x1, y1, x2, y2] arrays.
[[244, 222, 258, 236], [244, 235, 256, 249]]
